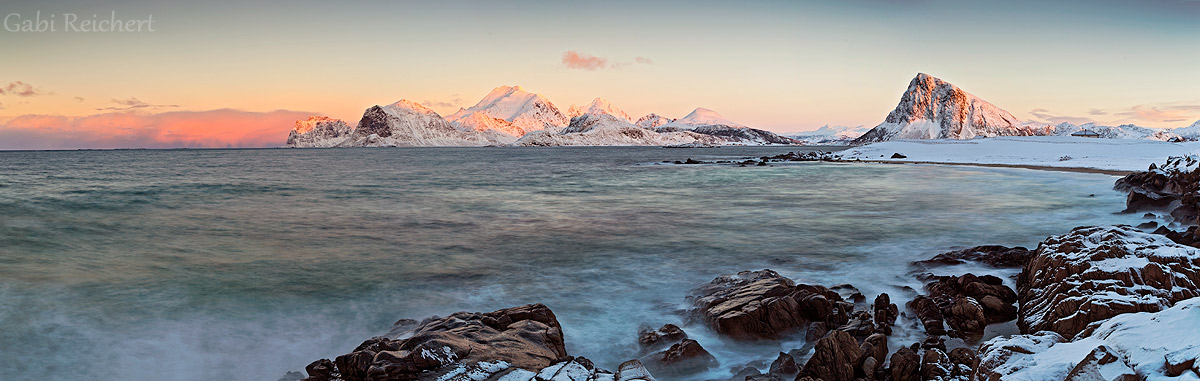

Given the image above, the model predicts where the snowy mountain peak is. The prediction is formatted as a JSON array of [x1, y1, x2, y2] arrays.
[[446, 85, 568, 137], [635, 113, 675, 129], [579, 97, 632, 121], [672, 107, 746, 128], [852, 73, 1031, 144], [285, 116, 353, 147], [386, 99, 435, 114], [291, 116, 342, 135]]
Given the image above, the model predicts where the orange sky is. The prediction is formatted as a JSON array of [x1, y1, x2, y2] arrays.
[[1, 0, 1198, 149]]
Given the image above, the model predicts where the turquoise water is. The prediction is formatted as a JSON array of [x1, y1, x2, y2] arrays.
[[0, 147, 1141, 380]]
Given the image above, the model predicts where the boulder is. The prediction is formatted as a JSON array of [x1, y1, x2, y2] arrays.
[[798, 331, 861, 381], [1114, 155, 1200, 225], [305, 304, 567, 381], [887, 347, 920, 381], [616, 360, 656, 381], [768, 352, 798, 378], [872, 293, 899, 336], [1019, 225, 1200, 338], [914, 273, 1018, 338], [641, 339, 717, 377], [914, 245, 1032, 268], [637, 324, 687, 352], [691, 270, 849, 340], [907, 295, 946, 336], [919, 349, 952, 381]]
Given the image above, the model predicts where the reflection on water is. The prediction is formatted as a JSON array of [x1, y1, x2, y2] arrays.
[[0, 147, 1140, 380]]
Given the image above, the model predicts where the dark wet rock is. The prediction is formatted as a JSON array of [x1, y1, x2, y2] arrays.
[[1115, 156, 1200, 225], [890, 153, 907, 159], [302, 359, 335, 381], [279, 370, 305, 381], [309, 304, 567, 381], [798, 331, 861, 381], [915, 273, 1018, 338], [915, 245, 1033, 268], [920, 348, 952, 380], [921, 336, 946, 353], [857, 333, 888, 379], [888, 347, 921, 381], [768, 352, 798, 378], [1019, 225, 1200, 338], [690, 270, 849, 340], [1137, 221, 1159, 230], [948, 347, 979, 377], [836, 311, 875, 340], [873, 293, 899, 336], [732, 365, 764, 380], [642, 339, 717, 377], [747, 375, 782, 381], [638, 324, 687, 352], [907, 295, 946, 336]]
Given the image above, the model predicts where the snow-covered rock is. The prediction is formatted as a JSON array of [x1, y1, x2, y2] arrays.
[[634, 114, 674, 129], [1168, 120, 1200, 141], [977, 297, 1200, 380], [852, 73, 1040, 144], [447, 85, 569, 138], [337, 100, 510, 147], [574, 98, 632, 122], [657, 108, 795, 145], [1048, 122, 1177, 141], [1018, 225, 1200, 339], [284, 116, 353, 147], [784, 125, 870, 145], [513, 113, 721, 147]]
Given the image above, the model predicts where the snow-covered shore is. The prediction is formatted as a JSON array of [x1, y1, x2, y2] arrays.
[[845, 136, 1200, 172]]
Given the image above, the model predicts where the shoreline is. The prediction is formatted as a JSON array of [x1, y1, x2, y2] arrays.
[[853, 159, 1134, 176]]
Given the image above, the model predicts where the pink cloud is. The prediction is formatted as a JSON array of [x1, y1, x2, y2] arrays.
[[0, 81, 43, 97], [0, 109, 316, 150], [562, 51, 608, 70]]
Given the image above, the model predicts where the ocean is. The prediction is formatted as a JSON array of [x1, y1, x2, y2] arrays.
[[0, 146, 1142, 380]]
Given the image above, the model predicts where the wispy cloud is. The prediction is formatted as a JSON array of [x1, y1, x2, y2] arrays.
[[0, 109, 314, 150], [97, 97, 180, 111], [562, 51, 654, 70], [73, 96, 85, 102], [562, 51, 608, 70], [0, 81, 42, 97], [1117, 104, 1200, 123], [1029, 108, 1096, 125]]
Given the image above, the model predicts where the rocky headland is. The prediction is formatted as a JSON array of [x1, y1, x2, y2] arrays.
[[293, 156, 1200, 381]]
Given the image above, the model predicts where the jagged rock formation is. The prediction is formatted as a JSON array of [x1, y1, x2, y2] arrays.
[[1115, 155, 1200, 226], [284, 116, 353, 147], [689, 270, 851, 340], [852, 73, 1038, 144], [1018, 225, 1200, 339], [447, 85, 569, 137], [339, 100, 509, 147]]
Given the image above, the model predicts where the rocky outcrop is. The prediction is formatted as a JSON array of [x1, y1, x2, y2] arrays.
[[1115, 155, 1200, 226], [911, 273, 1018, 339], [304, 304, 568, 380], [640, 339, 717, 377], [977, 297, 1200, 379], [798, 331, 861, 381], [851, 73, 1037, 144], [636, 324, 687, 353], [913, 245, 1032, 268], [285, 116, 353, 147], [1018, 225, 1200, 338], [690, 270, 851, 340]]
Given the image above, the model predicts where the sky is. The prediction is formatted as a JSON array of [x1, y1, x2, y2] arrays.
[[1, 0, 1198, 149]]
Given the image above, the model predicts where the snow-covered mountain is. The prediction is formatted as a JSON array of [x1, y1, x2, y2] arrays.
[[566, 97, 632, 122], [656, 108, 795, 145], [286, 100, 509, 147], [285, 116, 353, 147], [514, 113, 721, 147], [1047, 122, 1175, 141], [635, 113, 675, 129], [852, 73, 1039, 144], [783, 125, 871, 144], [447, 85, 568, 138], [1167, 120, 1200, 140]]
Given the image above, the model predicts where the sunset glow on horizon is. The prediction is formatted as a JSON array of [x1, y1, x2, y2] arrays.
[[2, 0, 1198, 149]]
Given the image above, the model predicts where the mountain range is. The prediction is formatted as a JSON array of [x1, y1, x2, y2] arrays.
[[285, 75, 1200, 148], [285, 86, 794, 147]]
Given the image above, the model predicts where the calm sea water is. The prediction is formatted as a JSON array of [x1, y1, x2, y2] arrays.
[[0, 147, 1142, 380]]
